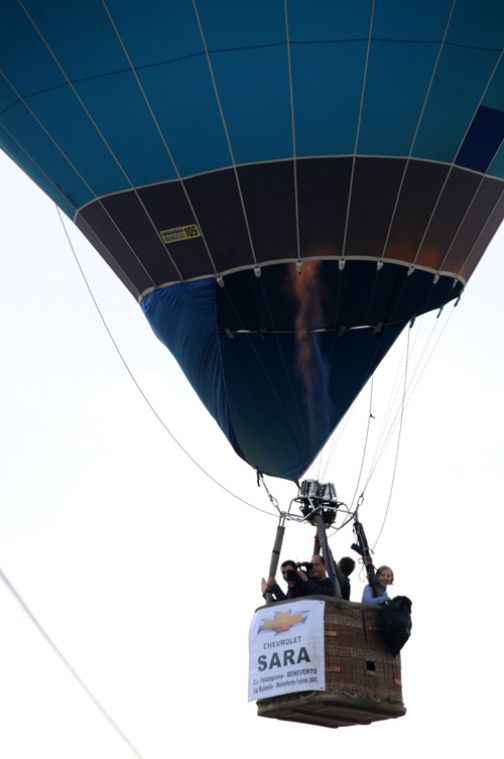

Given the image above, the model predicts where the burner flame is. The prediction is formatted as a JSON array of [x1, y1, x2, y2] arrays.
[[287, 261, 330, 442]]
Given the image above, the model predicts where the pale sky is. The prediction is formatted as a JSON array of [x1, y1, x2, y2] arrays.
[[1, 150, 503, 758]]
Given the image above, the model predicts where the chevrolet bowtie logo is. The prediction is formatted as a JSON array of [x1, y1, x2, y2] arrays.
[[259, 609, 307, 634]]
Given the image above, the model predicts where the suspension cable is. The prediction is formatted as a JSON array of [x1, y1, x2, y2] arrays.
[[365, 303, 454, 491], [372, 322, 411, 551], [56, 207, 276, 519], [0, 566, 145, 759], [363, 327, 411, 486], [349, 374, 375, 510], [257, 472, 282, 516]]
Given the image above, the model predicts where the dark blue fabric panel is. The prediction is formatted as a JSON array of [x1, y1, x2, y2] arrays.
[[23, 0, 129, 81], [197, 1, 292, 164], [413, 45, 500, 163], [489, 139, 504, 178], [198, 0, 284, 48], [3, 0, 504, 224], [0, 1, 66, 95], [73, 73, 175, 187], [136, 57, 232, 177], [107, 0, 202, 63], [214, 260, 462, 335], [359, 39, 441, 155], [141, 279, 244, 460], [0, 97, 94, 212], [291, 40, 367, 157], [140, 271, 407, 481], [289, 0, 372, 40], [0, 109, 79, 217], [209, 46, 292, 164], [103, 1, 233, 176], [373, 0, 452, 39], [455, 106, 504, 173], [482, 57, 504, 113], [359, 0, 451, 155], [26, 87, 129, 196], [219, 325, 405, 481], [448, 0, 504, 49], [0, 1, 131, 200]]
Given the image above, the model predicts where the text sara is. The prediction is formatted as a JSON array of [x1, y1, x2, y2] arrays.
[[257, 647, 311, 671]]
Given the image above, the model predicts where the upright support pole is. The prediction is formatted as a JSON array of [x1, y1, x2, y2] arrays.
[[313, 512, 342, 598], [352, 517, 379, 597], [264, 522, 285, 604]]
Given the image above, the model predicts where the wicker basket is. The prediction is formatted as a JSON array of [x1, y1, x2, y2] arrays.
[[256, 596, 406, 728]]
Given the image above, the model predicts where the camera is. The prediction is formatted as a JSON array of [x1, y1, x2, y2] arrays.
[[296, 561, 313, 574], [284, 569, 299, 583]]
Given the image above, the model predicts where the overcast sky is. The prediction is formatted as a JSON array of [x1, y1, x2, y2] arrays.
[[1, 150, 503, 758]]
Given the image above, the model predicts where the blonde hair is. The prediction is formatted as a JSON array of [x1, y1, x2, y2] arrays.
[[376, 565, 394, 584]]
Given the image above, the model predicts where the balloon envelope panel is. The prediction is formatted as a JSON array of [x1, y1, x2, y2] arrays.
[[1, 1, 503, 478]]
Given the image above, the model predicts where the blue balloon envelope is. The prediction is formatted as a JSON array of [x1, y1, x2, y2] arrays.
[[1, 1, 503, 479]]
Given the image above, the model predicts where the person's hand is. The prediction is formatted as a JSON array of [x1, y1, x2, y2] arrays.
[[298, 570, 308, 582], [261, 576, 276, 594]]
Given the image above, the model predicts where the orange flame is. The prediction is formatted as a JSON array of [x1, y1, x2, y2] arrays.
[[287, 261, 328, 440]]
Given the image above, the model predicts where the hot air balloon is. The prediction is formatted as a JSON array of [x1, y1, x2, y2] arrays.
[[2, 0, 502, 483], [1, 0, 503, 729]]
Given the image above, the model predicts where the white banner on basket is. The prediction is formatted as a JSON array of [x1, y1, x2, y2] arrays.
[[248, 599, 325, 701]]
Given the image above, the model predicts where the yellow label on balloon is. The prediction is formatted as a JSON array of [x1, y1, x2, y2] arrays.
[[160, 224, 201, 244]]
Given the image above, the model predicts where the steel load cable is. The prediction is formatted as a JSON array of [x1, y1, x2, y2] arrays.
[[0, 566, 145, 759], [56, 207, 276, 519], [103, 0, 219, 278], [8, 1, 499, 515], [315, 306, 447, 512], [5, 0, 298, 516], [17, 0, 184, 283], [371, 323, 411, 551], [363, 304, 455, 492]]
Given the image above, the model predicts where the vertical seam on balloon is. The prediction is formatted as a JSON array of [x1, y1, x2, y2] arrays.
[[411, 47, 504, 272], [209, 282, 249, 464], [327, 3, 376, 462], [378, 0, 457, 267], [101, 0, 220, 279], [191, 0, 258, 267], [458, 184, 504, 276], [132, 252, 468, 300], [221, 285, 307, 449], [436, 171, 501, 276], [76, 212, 140, 298], [355, 3, 457, 361], [336, 4, 499, 399], [190, 3, 307, 460], [340, 0, 375, 260], [257, 276, 307, 442], [64, 154, 501, 200], [16, 0, 183, 281], [360, 234, 463, 395], [57, 212, 274, 513], [327, 5, 383, 445], [0, 118, 78, 216], [0, 71, 154, 294], [283, 0, 301, 262]]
